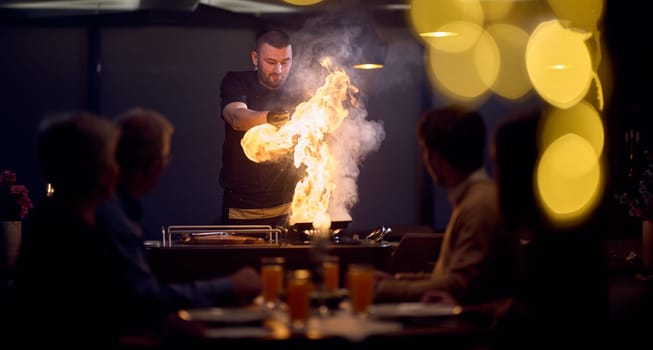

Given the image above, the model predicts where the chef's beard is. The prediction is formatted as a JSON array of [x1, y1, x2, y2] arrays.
[[260, 72, 286, 90]]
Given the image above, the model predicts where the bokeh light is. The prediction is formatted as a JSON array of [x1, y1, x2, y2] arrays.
[[547, 0, 604, 32], [283, 0, 324, 6], [540, 101, 604, 156], [526, 19, 594, 109], [486, 23, 532, 100], [481, 0, 514, 22], [409, 0, 484, 47], [425, 20, 485, 53], [425, 28, 499, 103], [536, 133, 603, 226]]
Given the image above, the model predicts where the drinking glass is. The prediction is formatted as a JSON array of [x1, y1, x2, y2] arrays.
[[261, 256, 285, 309], [346, 263, 375, 317], [323, 255, 340, 294], [286, 269, 314, 330]]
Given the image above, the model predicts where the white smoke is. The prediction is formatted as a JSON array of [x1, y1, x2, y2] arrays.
[[326, 99, 385, 221]]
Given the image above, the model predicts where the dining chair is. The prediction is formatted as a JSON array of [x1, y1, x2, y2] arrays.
[[390, 232, 443, 273]]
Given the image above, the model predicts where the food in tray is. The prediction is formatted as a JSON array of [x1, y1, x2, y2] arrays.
[[179, 232, 267, 245]]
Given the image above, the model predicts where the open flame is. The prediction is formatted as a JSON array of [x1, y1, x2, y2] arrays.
[[241, 57, 362, 228]]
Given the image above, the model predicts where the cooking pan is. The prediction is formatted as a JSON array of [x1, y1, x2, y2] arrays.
[[289, 220, 351, 231], [285, 220, 351, 243]]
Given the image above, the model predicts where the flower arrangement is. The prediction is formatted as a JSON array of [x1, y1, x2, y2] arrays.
[[0, 170, 34, 220], [615, 149, 653, 220]]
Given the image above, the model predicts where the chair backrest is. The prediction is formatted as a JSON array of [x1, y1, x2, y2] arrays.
[[390, 232, 444, 273], [383, 224, 435, 242]]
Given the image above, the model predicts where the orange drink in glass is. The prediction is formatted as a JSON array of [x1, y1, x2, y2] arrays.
[[346, 264, 375, 317], [261, 256, 285, 309], [286, 269, 313, 330], [323, 255, 340, 294]]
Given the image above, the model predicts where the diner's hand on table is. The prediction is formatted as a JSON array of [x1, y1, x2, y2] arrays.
[[420, 290, 457, 305], [460, 297, 516, 326], [373, 270, 429, 290], [231, 266, 263, 305], [421, 291, 517, 330], [394, 272, 429, 280], [375, 269, 394, 282]]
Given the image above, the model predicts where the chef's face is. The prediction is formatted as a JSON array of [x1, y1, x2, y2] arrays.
[[252, 42, 292, 90]]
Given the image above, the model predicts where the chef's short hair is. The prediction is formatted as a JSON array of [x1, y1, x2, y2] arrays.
[[256, 29, 291, 51]]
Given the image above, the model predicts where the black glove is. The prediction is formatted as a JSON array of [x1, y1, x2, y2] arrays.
[[266, 109, 290, 128]]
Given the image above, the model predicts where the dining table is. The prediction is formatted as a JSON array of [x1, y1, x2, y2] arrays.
[[151, 298, 496, 350], [135, 226, 497, 349]]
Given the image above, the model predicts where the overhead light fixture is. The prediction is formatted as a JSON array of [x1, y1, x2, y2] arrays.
[[420, 31, 459, 38], [282, 0, 323, 5], [352, 37, 388, 69], [199, 0, 300, 14], [0, 0, 141, 10], [0, 0, 199, 13], [351, 24, 388, 70], [288, 9, 388, 71], [353, 63, 383, 69]]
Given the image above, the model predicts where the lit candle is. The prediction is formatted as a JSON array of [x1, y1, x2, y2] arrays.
[[46, 183, 54, 197]]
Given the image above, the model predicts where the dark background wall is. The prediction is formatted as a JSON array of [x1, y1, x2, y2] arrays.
[[0, 2, 642, 240], [0, 15, 433, 239]]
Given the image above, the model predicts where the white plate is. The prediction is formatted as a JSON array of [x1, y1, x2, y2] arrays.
[[204, 327, 272, 339], [368, 303, 462, 319], [178, 307, 268, 324]]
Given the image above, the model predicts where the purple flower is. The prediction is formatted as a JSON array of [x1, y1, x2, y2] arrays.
[[617, 150, 653, 220], [0, 170, 33, 220]]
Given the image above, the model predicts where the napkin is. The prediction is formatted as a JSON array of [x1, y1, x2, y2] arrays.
[[310, 311, 402, 342]]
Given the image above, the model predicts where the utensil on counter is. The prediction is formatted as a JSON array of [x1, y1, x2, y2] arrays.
[[365, 226, 392, 243]]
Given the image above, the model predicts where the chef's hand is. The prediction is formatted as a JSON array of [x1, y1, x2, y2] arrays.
[[266, 109, 290, 128]]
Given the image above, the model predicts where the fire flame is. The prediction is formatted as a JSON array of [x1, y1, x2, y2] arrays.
[[241, 57, 358, 227]]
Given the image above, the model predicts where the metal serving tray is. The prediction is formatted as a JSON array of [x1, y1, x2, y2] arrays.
[[162, 225, 283, 247]]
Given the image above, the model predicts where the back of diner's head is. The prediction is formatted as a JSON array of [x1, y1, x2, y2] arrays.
[[417, 105, 486, 173], [37, 111, 120, 201], [114, 107, 174, 173], [492, 109, 542, 230], [256, 29, 291, 52]]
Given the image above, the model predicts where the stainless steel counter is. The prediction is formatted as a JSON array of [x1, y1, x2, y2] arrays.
[[146, 240, 393, 284]]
